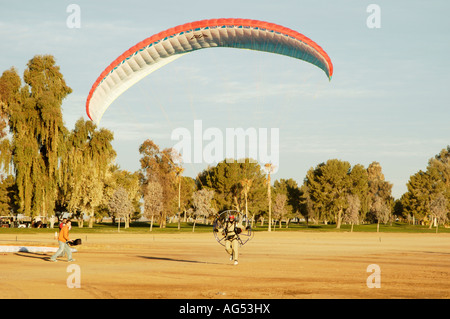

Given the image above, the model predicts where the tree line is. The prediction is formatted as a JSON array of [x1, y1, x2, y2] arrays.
[[0, 55, 449, 231]]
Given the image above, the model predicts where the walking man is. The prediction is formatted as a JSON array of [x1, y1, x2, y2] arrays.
[[50, 219, 75, 262], [215, 215, 246, 265]]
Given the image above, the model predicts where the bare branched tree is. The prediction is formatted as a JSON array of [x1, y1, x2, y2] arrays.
[[143, 180, 163, 231], [430, 193, 448, 233], [372, 195, 391, 232], [273, 193, 287, 229], [190, 188, 216, 232], [344, 194, 361, 232], [108, 186, 133, 232]]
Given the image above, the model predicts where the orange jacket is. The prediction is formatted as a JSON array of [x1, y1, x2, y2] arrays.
[[58, 224, 70, 243]]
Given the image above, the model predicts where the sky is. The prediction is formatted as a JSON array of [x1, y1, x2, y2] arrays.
[[1, 0, 449, 199]]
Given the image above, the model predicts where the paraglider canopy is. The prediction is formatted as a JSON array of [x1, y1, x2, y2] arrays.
[[86, 18, 333, 124]]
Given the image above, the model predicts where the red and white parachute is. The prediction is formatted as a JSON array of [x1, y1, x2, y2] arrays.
[[86, 18, 333, 124]]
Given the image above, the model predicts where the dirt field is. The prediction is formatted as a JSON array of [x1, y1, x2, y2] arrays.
[[0, 231, 449, 299]]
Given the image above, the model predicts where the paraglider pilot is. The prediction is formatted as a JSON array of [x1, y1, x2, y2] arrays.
[[214, 215, 247, 265]]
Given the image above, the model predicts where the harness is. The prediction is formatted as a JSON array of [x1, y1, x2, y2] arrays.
[[224, 221, 240, 241]]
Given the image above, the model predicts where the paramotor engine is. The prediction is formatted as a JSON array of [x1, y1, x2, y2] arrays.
[[213, 210, 254, 247]]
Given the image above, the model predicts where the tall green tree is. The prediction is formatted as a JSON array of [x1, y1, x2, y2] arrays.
[[139, 139, 180, 228], [367, 162, 393, 223], [179, 176, 196, 222], [0, 175, 17, 214], [299, 184, 318, 225], [0, 69, 17, 174], [197, 158, 266, 218], [427, 147, 450, 207], [401, 147, 450, 225], [348, 164, 369, 223], [401, 170, 432, 223], [59, 118, 115, 227], [2, 56, 72, 218], [304, 159, 352, 228]]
